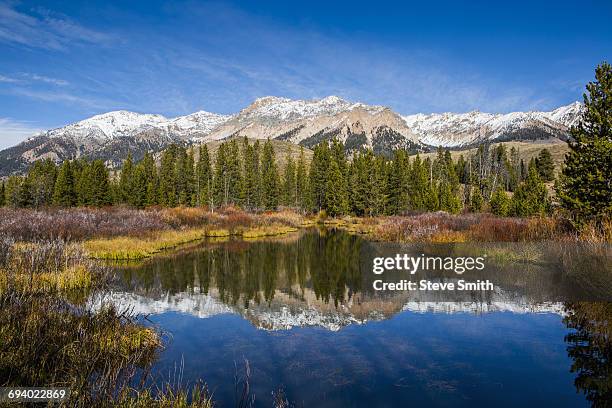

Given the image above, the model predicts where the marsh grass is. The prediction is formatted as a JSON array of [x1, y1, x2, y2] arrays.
[[367, 213, 591, 243], [0, 236, 219, 407], [85, 228, 209, 260]]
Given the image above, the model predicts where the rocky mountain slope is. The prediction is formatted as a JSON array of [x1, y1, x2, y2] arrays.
[[0, 96, 582, 176], [403, 101, 582, 147]]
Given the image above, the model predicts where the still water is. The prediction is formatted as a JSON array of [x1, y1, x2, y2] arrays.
[[104, 229, 611, 407]]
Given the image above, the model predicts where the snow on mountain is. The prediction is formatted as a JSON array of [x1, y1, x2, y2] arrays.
[[90, 283, 565, 332], [42, 109, 232, 143], [0, 96, 582, 176], [402, 102, 583, 147]]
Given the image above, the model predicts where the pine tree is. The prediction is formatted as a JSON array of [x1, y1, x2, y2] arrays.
[[388, 149, 409, 214], [370, 156, 389, 215], [130, 163, 149, 208], [53, 160, 76, 207], [159, 145, 178, 206], [213, 142, 229, 207], [349, 150, 371, 215], [261, 139, 280, 210], [512, 166, 549, 216], [408, 155, 428, 211], [282, 153, 296, 207], [324, 159, 348, 216], [489, 187, 510, 216], [535, 148, 555, 182], [0, 182, 4, 207], [119, 153, 134, 204], [141, 152, 158, 207], [227, 140, 243, 204], [241, 139, 260, 210], [295, 146, 308, 210], [174, 146, 191, 206], [26, 159, 57, 208], [186, 148, 196, 205], [309, 141, 330, 212], [4, 176, 25, 207], [557, 62, 612, 225], [468, 184, 484, 212], [89, 160, 112, 207], [196, 144, 212, 208]]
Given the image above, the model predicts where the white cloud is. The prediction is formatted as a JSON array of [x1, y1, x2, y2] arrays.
[[0, 73, 68, 86], [0, 117, 42, 149], [0, 74, 22, 83], [0, 3, 112, 50], [23, 73, 69, 86], [10, 88, 116, 109]]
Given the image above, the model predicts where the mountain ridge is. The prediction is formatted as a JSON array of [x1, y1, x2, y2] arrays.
[[0, 96, 582, 176]]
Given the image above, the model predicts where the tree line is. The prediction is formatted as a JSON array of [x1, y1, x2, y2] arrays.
[[1, 62, 609, 225], [0, 135, 555, 218]]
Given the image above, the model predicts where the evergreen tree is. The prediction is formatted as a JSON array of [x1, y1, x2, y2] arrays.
[[557, 62, 612, 225], [227, 140, 243, 204], [119, 153, 134, 203], [295, 146, 309, 210], [141, 152, 158, 206], [423, 158, 439, 211], [388, 149, 409, 214], [282, 153, 297, 207], [4, 176, 24, 207], [324, 159, 348, 216], [261, 139, 280, 210], [53, 160, 76, 207], [130, 163, 149, 208], [89, 160, 112, 207], [489, 187, 511, 216], [0, 182, 4, 207], [174, 146, 192, 206], [196, 144, 212, 208], [213, 142, 229, 207], [241, 139, 260, 210], [349, 150, 372, 215], [26, 159, 57, 208], [512, 166, 549, 216], [535, 148, 555, 182], [408, 155, 429, 211], [309, 141, 330, 212], [159, 145, 178, 206], [469, 184, 484, 212], [370, 156, 389, 215]]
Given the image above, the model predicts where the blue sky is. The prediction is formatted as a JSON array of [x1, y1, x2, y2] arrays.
[[0, 0, 611, 148]]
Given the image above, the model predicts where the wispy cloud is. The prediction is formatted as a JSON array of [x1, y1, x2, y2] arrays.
[[0, 117, 42, 149], [23, 73, 69, 86], [0, 72, 68, 86], [0, 74, 23, 83], [10, 87, 117, 109], [0, 3, 112, 50]]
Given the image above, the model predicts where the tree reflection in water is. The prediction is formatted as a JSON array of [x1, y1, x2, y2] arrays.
[[564, 302, 612, 407], [119, 230, 364, 308]]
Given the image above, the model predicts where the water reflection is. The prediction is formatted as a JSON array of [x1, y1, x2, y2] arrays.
[[564, 302, 612, 407], [112, 229, 611, 330], [97, 229, 612, 407]]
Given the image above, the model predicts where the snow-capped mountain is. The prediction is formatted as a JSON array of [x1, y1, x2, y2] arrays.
[[402, 101, 583, 148], [90, 285, 565, 332], [0, 96, 582, 176]]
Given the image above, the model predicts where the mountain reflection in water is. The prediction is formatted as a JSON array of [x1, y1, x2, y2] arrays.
[[95, 229, 610, 407]]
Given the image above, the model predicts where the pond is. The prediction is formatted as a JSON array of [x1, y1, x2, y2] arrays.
[[99, 229, 612, 407]]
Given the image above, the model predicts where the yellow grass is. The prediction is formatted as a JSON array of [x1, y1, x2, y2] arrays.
[[0, 265, 92, 294], [85, 228, 208, 260], [242, 226, 298, 239]]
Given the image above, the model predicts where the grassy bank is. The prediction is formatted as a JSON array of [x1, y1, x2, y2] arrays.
[[318, 212, 611, 243], [0, 236, 216, 407], [81, 208, 307, 260]]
